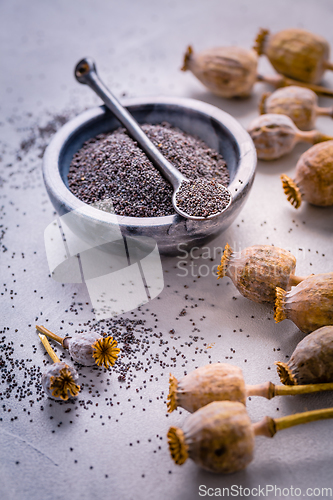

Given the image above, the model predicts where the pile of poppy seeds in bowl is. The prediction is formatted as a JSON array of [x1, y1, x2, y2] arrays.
[[68, 122, 230, 218]]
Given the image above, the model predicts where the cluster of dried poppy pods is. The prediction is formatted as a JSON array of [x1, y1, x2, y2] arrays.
[[182, 28, 333, 208], [166, 244, 333, 472], [36, 325, 120, 401]]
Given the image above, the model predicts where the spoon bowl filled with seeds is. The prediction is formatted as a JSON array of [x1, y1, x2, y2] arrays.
[[43, 62, 256, 254]]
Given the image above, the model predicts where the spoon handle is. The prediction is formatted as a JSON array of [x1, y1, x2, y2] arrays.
[[75, 58, 184, 188]]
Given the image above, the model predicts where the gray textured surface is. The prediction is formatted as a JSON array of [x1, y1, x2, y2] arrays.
[[1, 1, 333, 499]]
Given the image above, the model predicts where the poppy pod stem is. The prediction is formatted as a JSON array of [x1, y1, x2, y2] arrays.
[[258, 92, 271, 114], [316, 105, 333, 118], [217, 242, 304, 298], [253, 28, 269, 55], [36, 325, 70, 348], [254, 408, 333, 438], [280, 174, 302, 209], [324, 61, 333, 71], [257, 73, 333, 98], [38, 334, 60, 364], [288, 274, 307, 286], [253, 416, 276, 437], [216, 242, 233, 278], [167, 367, 333, 415]]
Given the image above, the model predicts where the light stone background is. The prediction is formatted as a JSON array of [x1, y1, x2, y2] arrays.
[[1, 1, 333, 499]]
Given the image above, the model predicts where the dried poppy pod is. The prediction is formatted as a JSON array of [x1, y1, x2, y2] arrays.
[[281, 141, 333, 208], [167, 400, 333, 473], [217, 243, 305, 304], [167, 362, 333, 413], [276, 326, 333, 385], [274, 273, 333, 334], [254, 28, 333, 84], [36, 325, 120, 368], [257, 73, 333, 98], [260, 86, 333, 131], [181, 45, 258, 98], [247, 113, 333, 160], [38, 333, 80, 401]]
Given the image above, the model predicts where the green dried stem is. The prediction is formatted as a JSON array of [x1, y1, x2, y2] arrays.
[[258, 92, 271, 114], [167, 426, 189, 465]]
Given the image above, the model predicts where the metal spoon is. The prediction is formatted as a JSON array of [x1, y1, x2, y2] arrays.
[[74, 57, 232, 220]]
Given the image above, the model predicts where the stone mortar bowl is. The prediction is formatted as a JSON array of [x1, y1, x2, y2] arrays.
[[43, 97, 256, 256]]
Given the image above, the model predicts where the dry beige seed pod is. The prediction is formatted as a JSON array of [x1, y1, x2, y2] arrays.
[[274, 273, 333, 333], [36, 325, 120, 368], [276, 326, 333, 385], [217, 243, 305, 304], [247, 113, 333, 160], [181, 45, 258, 98], [167, 400, 333, 473], [281, 141, 333, 208], [254, 28, 333, 84], [167, 362, 333, 413], [168, 364, 247, 410], [260, 86, 333, 131]]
